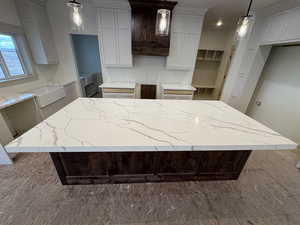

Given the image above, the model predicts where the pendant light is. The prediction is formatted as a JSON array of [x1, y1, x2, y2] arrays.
[[66, 0, 84, 31], [237, 0, 253, 38], [155, 9, 171, 36], [216, 19, 223, 27]]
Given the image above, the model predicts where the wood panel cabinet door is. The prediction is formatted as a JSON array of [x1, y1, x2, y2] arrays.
[[109, 152, 156, 183], [110, 152, 155, 175], [131, 7, 170, 56], [63, 153, 109, 176], [141, 84, 157, 99], [157, 152, 199, 175], [129, 1, 177, 56]]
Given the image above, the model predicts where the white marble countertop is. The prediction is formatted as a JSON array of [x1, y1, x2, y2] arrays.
[[162, 84, 196, 91], [5, 98, 297, 153], [100, 82, 136, 89], [0, 93, 35, 110]]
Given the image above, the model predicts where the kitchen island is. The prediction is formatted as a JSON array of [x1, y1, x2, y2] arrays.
[[5, 98, 297, 185]]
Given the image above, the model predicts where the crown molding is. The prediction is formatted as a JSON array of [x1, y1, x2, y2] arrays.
[[90, 0, 130, 9], [257, 0, 300, 17]]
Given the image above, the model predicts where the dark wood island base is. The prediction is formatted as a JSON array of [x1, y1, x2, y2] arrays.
[[50, 151, 252, 185]]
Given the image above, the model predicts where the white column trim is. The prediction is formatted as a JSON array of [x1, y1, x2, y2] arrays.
[[0, 145, 13, 165]]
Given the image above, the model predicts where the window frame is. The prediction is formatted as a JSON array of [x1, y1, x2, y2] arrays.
[[0, 33, 30, 82]]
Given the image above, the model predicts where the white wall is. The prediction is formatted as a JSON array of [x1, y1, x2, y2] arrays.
[[0, 0, 96, 96], [1, 0, 205, 93], [199, 26, 234, 51], [0, 0, 50, 95], [247, 46, 300, 144], [0, 0, 20, 26], [46, 0, 98, 87], [102, 55, 195, 85], [93, 1, 206, 86], [221, 1, 300, 112]]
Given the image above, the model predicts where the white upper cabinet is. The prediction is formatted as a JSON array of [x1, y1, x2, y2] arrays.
[[98, 8, 132, 68], [15, 0, 58, 65], [260, 7, 300, 45], [167, 13, 204, 70]]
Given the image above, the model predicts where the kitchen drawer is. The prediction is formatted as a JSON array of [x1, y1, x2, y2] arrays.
[[102, 88, 134, 94], [102, 93, 135, 99], [162, 94, 193, 100]]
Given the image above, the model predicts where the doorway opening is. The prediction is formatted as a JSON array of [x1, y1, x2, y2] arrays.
[[247, 45, 300, 146], [71, 34, 103, 97]]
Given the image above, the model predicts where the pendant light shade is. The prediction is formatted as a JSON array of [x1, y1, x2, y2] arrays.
[[237, 0, 253, 39], [155, 9, 171, 36], [67, 0, 84, 31]]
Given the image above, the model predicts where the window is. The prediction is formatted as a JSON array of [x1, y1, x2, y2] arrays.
[[0, 34, 29, 81]]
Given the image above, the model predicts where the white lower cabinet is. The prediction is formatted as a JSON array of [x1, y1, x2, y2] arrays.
[[102, 93, 135, 99], [161, 94, 193, 100], [100, 83, 136, 99], [160, 84, 196, 100]]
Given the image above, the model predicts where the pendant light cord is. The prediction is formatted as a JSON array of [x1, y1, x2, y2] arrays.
[[246, 0, 253, 16]]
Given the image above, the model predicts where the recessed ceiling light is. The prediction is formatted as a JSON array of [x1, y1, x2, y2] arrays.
[[216, 20, 223, 27]]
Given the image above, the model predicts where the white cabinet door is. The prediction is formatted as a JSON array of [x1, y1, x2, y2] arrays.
[[167, 33, 199, 70], [166, 33, 183, 69], [181, 33, 200, 69], [116, 9, 132, 67], [99, 8, 115, 28], [116, 9, 131, 29], [98, 8, 132, 68], [99, 8, 117, 65], [166, 13, 203, 70], [101, 28, 118, 65], [117, 29, 132, 66]]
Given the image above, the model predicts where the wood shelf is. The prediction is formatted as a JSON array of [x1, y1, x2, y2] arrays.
[[197, 49, 224, 62]]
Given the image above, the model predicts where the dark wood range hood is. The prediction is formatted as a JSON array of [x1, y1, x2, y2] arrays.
[[129, 0, 177, 56]]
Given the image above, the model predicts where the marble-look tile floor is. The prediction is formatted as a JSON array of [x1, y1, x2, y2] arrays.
[[0, 151, 300, 225]]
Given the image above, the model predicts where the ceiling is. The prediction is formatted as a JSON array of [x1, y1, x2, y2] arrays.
[[84, 0, 283, 29], [91, 0, 281, 29], [195, 0, 281, 29]]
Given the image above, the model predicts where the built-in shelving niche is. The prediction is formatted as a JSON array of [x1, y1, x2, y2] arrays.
[[197, 49, 224, 62], [192, 49, 224, 100]]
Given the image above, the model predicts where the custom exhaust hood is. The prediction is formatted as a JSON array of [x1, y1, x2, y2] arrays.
[[129, 0, 177, 56]]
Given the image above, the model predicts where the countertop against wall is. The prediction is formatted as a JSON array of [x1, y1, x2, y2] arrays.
[[161, 84, 196, 91], [100, 82, 196, 90], [0, 93, 35, 110], [100, 82, 136, 89]]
